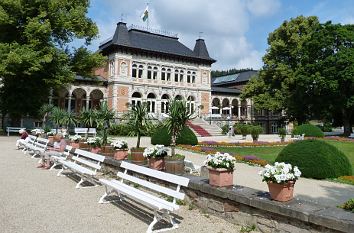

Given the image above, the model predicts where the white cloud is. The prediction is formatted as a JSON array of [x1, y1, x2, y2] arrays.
[[246, 0, 281, 17]]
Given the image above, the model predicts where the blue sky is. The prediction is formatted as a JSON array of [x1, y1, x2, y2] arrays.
[[83, 0, 354, 70]]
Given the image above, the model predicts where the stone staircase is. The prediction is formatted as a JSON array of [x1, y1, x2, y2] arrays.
[[187, 118, 223, 137]]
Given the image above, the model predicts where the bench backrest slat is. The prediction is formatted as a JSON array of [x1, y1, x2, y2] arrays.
[[74, 149, 105, 162], [36, 137, 49, 144], [120, 161, 189, 187], [117, 172, 185, 200], [72, 156, 101, 170], [74, 128, 96, 134]]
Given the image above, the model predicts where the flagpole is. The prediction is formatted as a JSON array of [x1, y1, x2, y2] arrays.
[[146, 2, 149, 29]]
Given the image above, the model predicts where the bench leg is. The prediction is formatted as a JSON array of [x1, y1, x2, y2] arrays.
[[147, 210, 179, 233], [31, 152, 38, 158], [75, 178, 85, 189], [99, 187, 116, 204], [147, 210, 159, 233], [57, 168, 65, 177], [49, 162, 58, 170]]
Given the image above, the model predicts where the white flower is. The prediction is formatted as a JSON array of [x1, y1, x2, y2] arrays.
[[259, 162, 301, 183]]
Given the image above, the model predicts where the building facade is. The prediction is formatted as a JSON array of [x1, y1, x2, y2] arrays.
[[98, 22, 215, 118]]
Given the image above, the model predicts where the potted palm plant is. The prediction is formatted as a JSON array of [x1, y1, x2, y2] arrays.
[[164, 99, 192, 173], [94, 102, 115, 146], [61, 111, 78, 133], [39, 104, 54, 129], [79, 109, 96, 140], [125, 103, 151, 165], [50, 107, 66, 134]]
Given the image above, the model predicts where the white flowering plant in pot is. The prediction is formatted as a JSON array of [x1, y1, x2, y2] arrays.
[[69, 135, 82, 143], [143, 145, 168, 158], [259, 162, 301, 184], [110, 140, 128, 150], [204, 152, 236, 170], [86, 137, 102, 148]]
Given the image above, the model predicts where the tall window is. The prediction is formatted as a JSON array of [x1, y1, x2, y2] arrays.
[[132, 64, 137, 78], [109, 60, 115, 76], [174, 69, 179, 82], [187, 71, 191, 83], [166, 68, 171, 81], [161, 94, 170, 113], [187, 96, 195, 114], [153, 67, 158, 80], [147, 66, 152, 79], [161, 68, 166, 81], [131, 92, 142, 106], [192, 71, 196, 83], [179, 70, 184, 82], [147, 93, 156, 113], [138, 65, 143, 78]]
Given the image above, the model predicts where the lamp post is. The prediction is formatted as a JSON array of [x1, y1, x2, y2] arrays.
[[209, 110, 212, 125]]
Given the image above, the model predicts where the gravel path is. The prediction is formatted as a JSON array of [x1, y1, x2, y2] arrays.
[[0, 136, 244, 233]]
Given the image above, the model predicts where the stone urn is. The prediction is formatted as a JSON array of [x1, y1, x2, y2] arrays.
[[267, 181, 295, 202], [208, 167, 234, 187]]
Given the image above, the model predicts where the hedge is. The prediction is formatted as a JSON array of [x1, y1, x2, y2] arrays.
[[151, 126, 198, 146], [292, 124, 324, 137]]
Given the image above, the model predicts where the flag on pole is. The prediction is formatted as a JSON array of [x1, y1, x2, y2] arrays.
[[141, 5, 149, 22]]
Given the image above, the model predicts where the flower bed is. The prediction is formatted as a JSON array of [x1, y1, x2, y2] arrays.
[[196, 141, 290, 147], [323, 136, 354, 142]]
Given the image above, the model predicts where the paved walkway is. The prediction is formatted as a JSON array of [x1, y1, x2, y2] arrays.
[[0, 137, 243, 233], [117, 135, 354, 207]]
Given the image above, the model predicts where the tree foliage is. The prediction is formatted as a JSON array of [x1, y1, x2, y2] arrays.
[[0, 0, 105, 120], [241, 15, 354, 135]]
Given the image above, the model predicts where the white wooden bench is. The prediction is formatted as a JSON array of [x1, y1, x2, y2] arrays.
[[349, 133, 354, 138], [99, 161, 190, 233], [57, 148, 105, 189], [6, 127, 25, 136], [74, 127, 97, 137], [49, 145, 73, 170], [20, 135, 36, 151], [26, 137, 49, 158]]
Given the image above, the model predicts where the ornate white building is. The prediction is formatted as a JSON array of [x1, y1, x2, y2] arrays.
[[97, 22, 216, 118]]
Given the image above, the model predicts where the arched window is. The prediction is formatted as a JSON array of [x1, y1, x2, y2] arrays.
[[147, 66, 152, 79], [147, 93, 156, 113], [132, 92, 142, 106], [161, 94, 170, 113], [187, 96, 195, 114], [175, 95, 183, 101], [138, 65, 143, 78], [187, 71, 191, 83], [212, 98, 221, 115], [179, 70, 184, 82], [166, 68, 171, 81], [132, 64, 137, 78], [174, 69, 179, 82], [192, 71, 196, 83], [241, 100, 248, 117], [153, 67, 158, 80], [161, 67, 166, 81]]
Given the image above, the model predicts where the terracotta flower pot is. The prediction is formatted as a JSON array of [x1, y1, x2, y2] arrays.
[[114, 149, 128, 160], [148, 157, 165, 170], [130, 147, 147, 165], [267, 181, 295, 202], [70, 142, 80, 149], [208, 167, 234, 187]]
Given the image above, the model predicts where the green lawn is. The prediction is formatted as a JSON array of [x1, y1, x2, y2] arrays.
[[216, 139, 354, 173]]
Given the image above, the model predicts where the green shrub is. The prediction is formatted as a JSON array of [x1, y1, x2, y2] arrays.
[[276, 140, 352, 179], [292, 124, 324, 137], [221, 124, 229, 135], [151, 126, 197, 146], [108, 123, 131, 136], [338, 198, 354, 212], [234, 123, 250, 136], [278, 128, 287, 139], [317, 122, 333, 132], [249, 125, 263, 141]]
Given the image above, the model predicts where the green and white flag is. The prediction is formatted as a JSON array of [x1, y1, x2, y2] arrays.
[[141, 5, 149, 22]]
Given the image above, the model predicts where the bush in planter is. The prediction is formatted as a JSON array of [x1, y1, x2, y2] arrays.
[[292, 124, 324, 137], [278, 128, 287, 141], [250, 125, 263, 141], [276, 140, 352, 179], [234, 123, 250, 138], [151, 126, 197, 146]]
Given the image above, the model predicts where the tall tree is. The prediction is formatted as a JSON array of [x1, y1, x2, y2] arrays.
[[303, 22, 354, 135], [242, 16, 321, 124], [0, 0, 105, 121]]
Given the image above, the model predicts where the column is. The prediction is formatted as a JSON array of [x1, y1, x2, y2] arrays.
[[238, 106, 241, 119], [112, 85, 118, 111], [86, 94, 90, 110]]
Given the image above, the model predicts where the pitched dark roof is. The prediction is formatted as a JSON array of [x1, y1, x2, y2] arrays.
[[211, 86, 242, 94], [212, 70, 258, 86], [99, 22, 216, 64]]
